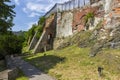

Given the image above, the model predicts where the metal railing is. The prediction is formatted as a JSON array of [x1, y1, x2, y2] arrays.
[[44, 0, 91, 18]]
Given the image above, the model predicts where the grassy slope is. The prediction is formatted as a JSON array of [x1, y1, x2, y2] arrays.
[[23, 45, 120, 80]]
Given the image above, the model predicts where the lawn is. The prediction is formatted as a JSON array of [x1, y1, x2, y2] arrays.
[[23, 45, 120, 80]]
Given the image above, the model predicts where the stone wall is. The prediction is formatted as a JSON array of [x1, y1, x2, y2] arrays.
[[104, 0, 120, 29], [33, 14, 57, 53], [8, 68, 19, 80], [53, 2, 104, 49], [72, 7, 100, 32], [28, 0, 120, 53]]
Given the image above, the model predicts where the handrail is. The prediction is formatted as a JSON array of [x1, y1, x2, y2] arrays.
[[44, 0, 101, 18]]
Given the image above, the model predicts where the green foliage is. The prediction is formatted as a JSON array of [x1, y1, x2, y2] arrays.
[[36, 25, 44, 39], [28, 24, 37, 37], [26, 24, 37, 42], [25, 16, 45, 43], [0, 33, 25, 57], [35, 16, 45, 39], [0, 0, 16, 34], [24, 45, 120, 80], [84, 12, 94, 23], [38, 16, 45, 25]]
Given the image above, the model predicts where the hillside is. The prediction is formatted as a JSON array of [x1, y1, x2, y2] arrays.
[[23, 0, 120, 80], [24, 25, 120, 79], [24, 45, 120, 80]]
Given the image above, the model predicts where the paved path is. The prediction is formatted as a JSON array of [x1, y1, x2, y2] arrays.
[[0, 70, 8, 80], [12, 57, 56, 80]]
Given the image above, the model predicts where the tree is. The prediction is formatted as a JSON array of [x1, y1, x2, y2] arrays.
[[38, 16, 45, 25], [0, 0, 21, 59], [26, 24, 37, 44], [0, 34, 25, 58], [0, 0, 15, 34]]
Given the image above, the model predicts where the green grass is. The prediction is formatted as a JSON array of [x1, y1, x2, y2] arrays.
[[16, 69, 28, 80], [23, 45, 120, 80]]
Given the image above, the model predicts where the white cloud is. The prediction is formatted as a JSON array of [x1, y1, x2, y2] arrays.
[[29, 12, 40, 17], [23, 8, 28, 13], [26, 2, 47, 12], [23, 0, 69, 17], [14, 0, 20, 5], [27, 21, 37, 29]]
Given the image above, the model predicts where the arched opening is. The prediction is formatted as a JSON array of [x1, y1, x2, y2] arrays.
[[47, 34, 53, 44]]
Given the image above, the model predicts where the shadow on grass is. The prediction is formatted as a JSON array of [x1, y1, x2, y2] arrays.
[[25, 55, 65, 73]]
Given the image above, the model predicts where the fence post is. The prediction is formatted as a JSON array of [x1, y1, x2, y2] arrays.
[[78, 0, 80, 8], [69, 0, 70, 11], [74, 0, 75, 9], [65, 2, 66, 11], [62, 4, 63, 12], [63, 4, 65, 11], [84, 0, 85, 6]]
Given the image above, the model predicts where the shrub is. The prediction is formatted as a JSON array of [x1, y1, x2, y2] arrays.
[[84, 12, 94, 23], [0, 34, 25, 57]]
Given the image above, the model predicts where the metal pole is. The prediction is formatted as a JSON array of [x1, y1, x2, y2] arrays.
[[84, 0, 85, 6]]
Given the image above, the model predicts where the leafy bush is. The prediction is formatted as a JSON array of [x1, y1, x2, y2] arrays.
[[84, 12, 94, 23], [38, 16, 45, 25], [36, 25, 44, 39], [0, 33, 25, 57], [26, 24, 37, 43]]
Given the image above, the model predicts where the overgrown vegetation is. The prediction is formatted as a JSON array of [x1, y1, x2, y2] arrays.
[[23, 16, 45, 51], [26, 24, 37, 44], [0, 33, 25, 58], [0, 0, 15, 34], [24, 45, 120, 80], [84, 12, 94, 23], [26, 16, 45, 41], [35, 25, 44, 39], [0, 0, 26, 59], [23, 22, 120, 79], [84, 12, 95, 30]]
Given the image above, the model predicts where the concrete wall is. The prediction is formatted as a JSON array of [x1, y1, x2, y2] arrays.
[[56, 12, 73, 38], [28, 32, 38, 50]]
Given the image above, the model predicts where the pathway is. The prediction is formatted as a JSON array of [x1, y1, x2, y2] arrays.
[[11, 57, 56, 80]]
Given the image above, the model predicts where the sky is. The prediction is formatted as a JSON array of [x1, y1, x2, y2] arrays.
[[11, 0, 69, 31]]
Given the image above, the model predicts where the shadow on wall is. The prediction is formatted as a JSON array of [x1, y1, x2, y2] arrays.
[[25, 55, 65, 73]]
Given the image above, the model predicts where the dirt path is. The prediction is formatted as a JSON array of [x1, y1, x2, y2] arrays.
[[12, 57, 56, 80]]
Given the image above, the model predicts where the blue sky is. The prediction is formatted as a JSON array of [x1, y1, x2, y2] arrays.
[[12, 0, 69, 31]]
